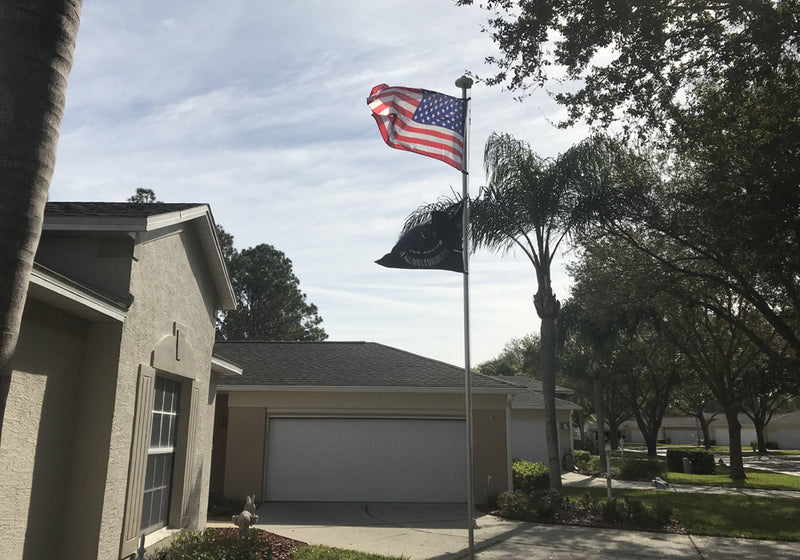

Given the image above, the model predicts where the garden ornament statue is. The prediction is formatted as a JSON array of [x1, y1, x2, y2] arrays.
[[232, 495, 259, 530]]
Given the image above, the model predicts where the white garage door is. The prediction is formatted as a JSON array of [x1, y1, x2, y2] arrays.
[[265, 418, 467, 502]]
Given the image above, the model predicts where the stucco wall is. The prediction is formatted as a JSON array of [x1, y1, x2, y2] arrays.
[[473, 409, 509, 498], [96, 224, 219, 560], [221, 390, 510, 503], [510, 408, 573, 468], [0, 301, 90, 560], [35, 235, 134, 301]]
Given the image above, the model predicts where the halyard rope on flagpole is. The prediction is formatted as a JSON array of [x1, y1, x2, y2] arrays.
[[455, 74, 475, 560]]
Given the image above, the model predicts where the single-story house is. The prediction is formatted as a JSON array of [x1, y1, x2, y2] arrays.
[[0, 202, 239, 560], [619, 416, 722, 446], [618, 413, 800, 450], [764, 411, 800, 450], [211, 341, 579, 504], [501, 375, 579, 467]]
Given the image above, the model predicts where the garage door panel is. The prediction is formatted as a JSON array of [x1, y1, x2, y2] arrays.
[[266, 418, 467, 502]]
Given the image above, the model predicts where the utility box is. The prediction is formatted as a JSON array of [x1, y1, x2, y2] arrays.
[[682, 456, 693, 474]]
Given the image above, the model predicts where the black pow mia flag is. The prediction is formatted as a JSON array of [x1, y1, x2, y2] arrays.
[[376, 201, 464, 273]]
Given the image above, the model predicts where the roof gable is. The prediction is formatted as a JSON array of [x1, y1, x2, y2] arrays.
[[43, 202, 235, 310]]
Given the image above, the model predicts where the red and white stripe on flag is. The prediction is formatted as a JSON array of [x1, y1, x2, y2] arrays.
[[367, 84, 466, 171]]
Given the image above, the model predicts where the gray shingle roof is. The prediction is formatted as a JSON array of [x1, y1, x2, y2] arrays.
[[492, 375, 580, 410], [214, 341, 519, 392], [45, 201, 204, 217]]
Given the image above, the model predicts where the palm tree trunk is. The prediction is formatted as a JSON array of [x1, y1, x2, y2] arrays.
[[0, 0, 82, 445], [536, 288, 562, 490]]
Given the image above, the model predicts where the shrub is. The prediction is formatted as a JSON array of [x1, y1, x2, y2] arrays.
[[575, 455, 603, 474], [512, 459, 550, 493], [496, 489, 564, 520], [496, 490, 534, 519], [666, 449, 715, 474], [573, 450, 592, 470], [602, 497, 673, 528], [148, 529, 262, 560], [619, 457, 666, 480]]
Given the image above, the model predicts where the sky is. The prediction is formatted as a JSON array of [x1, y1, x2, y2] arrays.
[[50, 0, 591, 368]]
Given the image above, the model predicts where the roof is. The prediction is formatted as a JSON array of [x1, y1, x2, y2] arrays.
[[44, 202, 203, 218], [498, 375, 580, 410], [500, 375, 574, 397], [214, 341, 519, 393], [43, 202, 235, 310]]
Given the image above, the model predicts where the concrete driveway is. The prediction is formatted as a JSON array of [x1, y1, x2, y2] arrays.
[[246, 501, 800, 559]]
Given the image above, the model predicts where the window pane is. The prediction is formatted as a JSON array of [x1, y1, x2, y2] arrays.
[[159, 488, 170, 525], [151, 492, 162, 527], [141, 492, 153, 531], [161, 415, 172, 448], [152, 454, 162, 485], [154, 377, 165, 411], [150, 414, 162, 447], [145, 455, 156, 489]]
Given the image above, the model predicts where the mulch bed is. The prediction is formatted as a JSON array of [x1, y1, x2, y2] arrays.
[[205, 528, 307, 560]]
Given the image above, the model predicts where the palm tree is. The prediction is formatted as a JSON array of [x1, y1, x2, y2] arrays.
[[408, 132, 633, 489], [0, 1, 82, 444]]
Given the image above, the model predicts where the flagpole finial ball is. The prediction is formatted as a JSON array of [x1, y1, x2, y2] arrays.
[[455, 76, 473, 89]]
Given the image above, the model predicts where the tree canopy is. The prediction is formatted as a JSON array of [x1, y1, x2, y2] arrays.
[[460, 0, 800, 132], [216, 242, 327, 342]]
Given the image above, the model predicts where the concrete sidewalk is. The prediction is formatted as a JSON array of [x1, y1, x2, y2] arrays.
[[208, 499, 800, 560], [563, 471, 800, 500]]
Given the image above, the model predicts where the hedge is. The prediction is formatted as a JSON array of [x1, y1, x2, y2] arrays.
[[666, 449, 716, 474], [620, 457, 666, 480]]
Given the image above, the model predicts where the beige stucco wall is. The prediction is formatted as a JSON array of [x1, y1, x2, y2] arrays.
[[35, 234, 134, 301], [97, 223, 219, 560], [0, 300, 97, 560], [2, 219, 224, 560], [221, 390, 510, 503]]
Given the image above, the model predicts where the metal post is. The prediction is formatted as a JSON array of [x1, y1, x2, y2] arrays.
[[455, 74, 474, 560]]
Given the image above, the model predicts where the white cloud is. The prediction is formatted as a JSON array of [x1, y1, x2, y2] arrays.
[[50, 0, 591, 366]]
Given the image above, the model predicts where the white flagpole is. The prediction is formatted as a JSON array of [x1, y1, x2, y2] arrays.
[[455, 74, 475, 560]]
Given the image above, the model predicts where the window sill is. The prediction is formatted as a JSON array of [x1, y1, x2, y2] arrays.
[[144, 527, 178, 550]]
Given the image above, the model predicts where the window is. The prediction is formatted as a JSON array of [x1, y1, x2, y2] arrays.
[[141, 376, 181, 533]]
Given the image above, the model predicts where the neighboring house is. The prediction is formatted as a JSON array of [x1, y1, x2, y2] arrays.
[[500, 375, 579, 467], [0, 202, 239, 560], [765, 411, 800, 450], [619, 416, 722, 446], [212, 341, 524, 504]]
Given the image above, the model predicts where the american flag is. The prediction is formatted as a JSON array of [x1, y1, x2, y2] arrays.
[[367, 84, 467, 171]]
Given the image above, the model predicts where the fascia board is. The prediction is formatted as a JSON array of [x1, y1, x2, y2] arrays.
[[211, 355, 243, 376], [29, 269, 127, 322], [192, 212, 236, 310]]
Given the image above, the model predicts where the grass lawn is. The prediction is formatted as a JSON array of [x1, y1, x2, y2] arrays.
[[293, 545, 406, 560], [562, 487, 800, 541], [666, 465, 800, 491]]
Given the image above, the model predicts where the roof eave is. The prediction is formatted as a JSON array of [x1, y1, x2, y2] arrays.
[[217, 384, 517, 395], [211, 354, 243, 376], [28, 266, 127, 322]]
